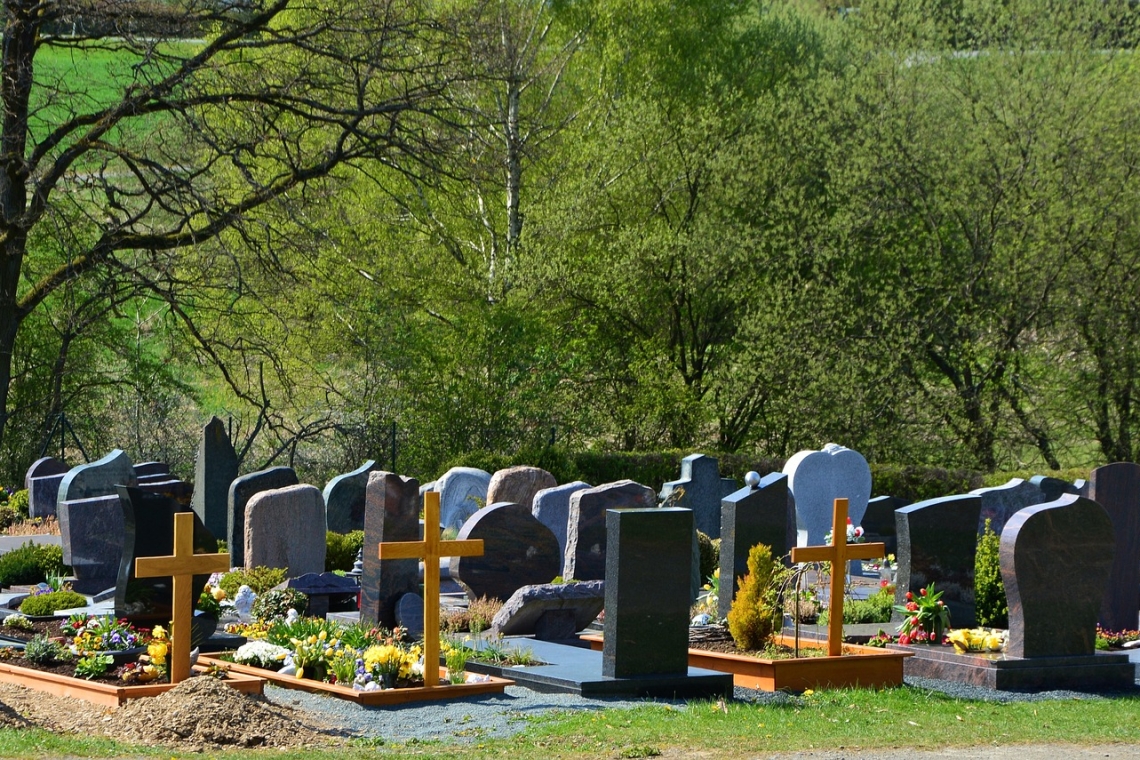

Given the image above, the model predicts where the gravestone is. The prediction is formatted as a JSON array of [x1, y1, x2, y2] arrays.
[[138, 478, 193, 506], [486, 466, 557, 511], [436, 467, 491, 531], [56, 449, 137, 508], [782, 444, 871, 546], [394, 592, 424, 638], [282, 572, 359, 618], [449, 502, 561, 601], [1002, 494, 1115, 658], [1028, 475, 1080, 504], [359, 471, 420, 627], [1088, 462, 1140, 632], [860, 495, 910, 557], [564, 480, 656, 581], [532, 481, 590, 571], [492, 580, 606, 639], [718, 472, 790, 621], [133, 462, 171, 484], [244, 484, 326, 576], [115, 485, 216, 615], [895, 494, 982, 629], [227, 466, 298, 569], [969, 478, 1046, 536], [57, 494, 126, 594], [603, 507, 692, 678], [659, 454, 738, 539], [191, 416, 238, 539], [25, 457, 67, 519], [323, 460, 382, 534]]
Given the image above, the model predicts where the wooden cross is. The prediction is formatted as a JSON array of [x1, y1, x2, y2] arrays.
[[377, 491, 483, 687], [790, 498, 885, 656], [135, 512, 230, 683]]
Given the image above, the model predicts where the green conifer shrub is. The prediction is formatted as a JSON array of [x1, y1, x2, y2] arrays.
[[975, 518, 1008, 628]]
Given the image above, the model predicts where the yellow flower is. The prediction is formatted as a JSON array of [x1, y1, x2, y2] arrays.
[[947, 629, 971, 654], [152, 625, 167, 640], [148, 641, 168, 665], [211, 587, 226, 602]]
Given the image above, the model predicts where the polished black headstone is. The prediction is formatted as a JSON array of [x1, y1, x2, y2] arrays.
[[25, 457, 67, 519], [359, 471, 420, 627], [1001, 494, 1114, 658], [861, 495, 909, 556], [970, 478, 1046, 536], [1088, 462, 1140, 631], [895, 494, 981, 628], [226, 466, 298, 568], [450, 502, 560, 602], [1028, 475, 1080, 504], [718, 472, 789, 621], [192, 417, 238, 540], [603, 507, 692, 678], [58, 494, 125, 594]]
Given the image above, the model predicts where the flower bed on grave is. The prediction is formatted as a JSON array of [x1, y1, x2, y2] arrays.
[[200, 618, 511, 705], [0, 613, 262, 707]]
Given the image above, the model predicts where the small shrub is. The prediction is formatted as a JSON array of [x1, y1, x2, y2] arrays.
[[441, 607, 472, 633], [819, 585, 895, 626], [18, 589, 87, 616], [218, 566, 286, 598], [251, 588, 308, 623], [74, 653, 114, 679], [5, 490, 29, 520], [975, 518, 1008, 628], [697, 531, 720, 585], [3, 614, 32, 631], [727, 543, 786, 651], [23, 634, 71, 665], [326, 530, 365, 572], [467, 596, 504, 632]]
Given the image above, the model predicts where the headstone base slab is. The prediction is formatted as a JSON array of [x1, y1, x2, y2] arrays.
[[893, 644, 1135, 691]]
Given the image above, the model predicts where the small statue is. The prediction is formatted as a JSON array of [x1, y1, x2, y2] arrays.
[[285, 608, 300, 624], [233, 585, 256, 622]]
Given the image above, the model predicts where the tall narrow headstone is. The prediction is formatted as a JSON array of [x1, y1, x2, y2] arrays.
[[244, 484, 327, 576], [1002, 494, 1115, 658], [227, 466, 298, 569], [25, 457, 68, 519], [436, 467, 491, 531], [533, 481, 590, 570], [56, 449, 136, 508], [57, 494, 126, 594], [603, 507, 692, 678], [1088, 462, 1140, 632], [360, 471, 420, 627], [564, 480, 656, 581], [895, 494, 982, 629], [718, 472, 790, 621], [969, 478, 1046, 536], [192, 417, 238, 539], [659, 454, 737, 539], [782, 444, 871, 546], [450, 502, 561, 601], [487, 466, 557, 511], [323, 460, 381, 534]]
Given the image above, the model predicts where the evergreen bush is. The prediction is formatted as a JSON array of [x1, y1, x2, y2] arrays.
[[975, 518, 1008, 627], [19, 589, 88, 616], [0, 541, 68, 588], [326, 530, 365, 572], [727, 543, 785, 651]]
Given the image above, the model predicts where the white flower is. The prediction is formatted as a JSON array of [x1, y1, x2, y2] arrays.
[[233, 640, 291, 668]]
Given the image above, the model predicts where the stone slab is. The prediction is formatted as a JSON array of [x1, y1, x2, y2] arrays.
[[1088, 462, 1140, 632], [29, 474, 66, 519], [895, 494, 981, 629], [783, 444, 871, 546], [227, 466, 298, 569], [394, 592, 424, 638], [192, 417, 238, 540], [491, 581, 605, 637], [57, 494, 125, 594], [659, 454, 737, 539], [359, 472, 420, 628], [718, 473, 790, 621], [893, 644, 1135, 691], [969, 478, 1047, 536], [564, 480, 656, 581], [244, 483, 327, 576], [450, 502, 561, 601], [860, 495, 909, 557], [533, 481, 590, 572], [436, 467, 491, 532], [137, 479, 193, 507], [283, 572, 358, 619], [323, 460, 382, 534], [56, 449, 137, 508]]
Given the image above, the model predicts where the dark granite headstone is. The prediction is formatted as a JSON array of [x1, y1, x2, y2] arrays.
[[718, 472, 789, 621], [133, 462, 171, 485], [450, 502, 561, 601], [58, 494, 126, 594], [25, 457, 67, 518], [969, 478, 1046, 536], [1088, 462, 1140, 631], [565, 480, 657, 582], [192, 417, 238, 539], [25, 456, 68, 491], [1028, 475, 1080, 504], [56, 449, 136, 508], [659, 454, 737, 539], [603, 507, 692, 678], [359, 471, 420, 628], [1001, 494, 1115, 658], [861, 495, 909, 557], [283, 572, 358, 619], [394, 592, 424, 638], [116, 485, 216, 615], [323, 460, 381, 534], [492, 580, 605, 638], [895, 494, 982, 629], [226, 466, 298, 569], [138, 478, 193, 506]]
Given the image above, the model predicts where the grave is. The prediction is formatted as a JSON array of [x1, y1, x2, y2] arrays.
[[282, 572, 359, 618], [359, 471, 420, 628], [25, 457, 67, 519], [58, 494, 125, 594], [227, 466, 298, 569], [895, 494, 981, 629], [969, 478, 1046, 536], [323, 460, 381, 534], [1028, 474, 1080, 504], [659, 453, 737, 539], [1088, 462, 1140, 632], [491, 580, 605, 640], [532, 481, 590, 571], [718, 471, 791, 621], [486, 466, 556, 510], [244, 483, 326, 575], [564, 480, 656, 581], [860, 495, 909, 557], [435, 466, 491, 531], [191, 416, 238, 539], [783, 444, 871, 546], [449, 502, 561, 601], [896, 494, 1134, 690], [56, 449, 137, 507]]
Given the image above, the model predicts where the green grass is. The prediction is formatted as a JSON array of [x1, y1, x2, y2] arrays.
[[0, 685, 1137, 758]]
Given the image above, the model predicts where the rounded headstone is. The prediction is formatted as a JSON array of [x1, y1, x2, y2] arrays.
[[395, 592, 425, 638], [487, 466, 557, 511], [782, 443, 871, 546], [450, 502, 561, 602], [436, 467, 491, 532]]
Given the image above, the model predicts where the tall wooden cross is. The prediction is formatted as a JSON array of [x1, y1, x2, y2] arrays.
[[377, 491, 483, 687], [790, 498, 885, 656], [135, 511, 230, 682]]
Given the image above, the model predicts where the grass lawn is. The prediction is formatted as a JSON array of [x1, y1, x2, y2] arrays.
[[0, 684, 1136, 759]]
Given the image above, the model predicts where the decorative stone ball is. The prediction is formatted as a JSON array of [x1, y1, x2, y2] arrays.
[[745, 471, 761, 488], [233, 585, 257, 622]]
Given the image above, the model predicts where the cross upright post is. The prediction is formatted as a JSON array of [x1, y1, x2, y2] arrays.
[[135, 511, 230, 682], [378, 491, 484, 687], [790, 498, 885, 656]]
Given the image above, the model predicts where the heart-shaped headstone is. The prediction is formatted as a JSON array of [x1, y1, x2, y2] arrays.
[[782, 443, 871, 546]]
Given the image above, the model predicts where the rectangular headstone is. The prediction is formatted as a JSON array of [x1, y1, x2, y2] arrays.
[[58, 494, 125, 594], [192, 417, 239, 539], [895, 494, 981, 629], [323, 460, 381, 534], [29, 473, 66, 519], [360, 471, 420, 628], [565, 480, 657, 581], [1089, 462, 1140, 631], [603, 507, 692, 678], [860, 495, 909, 557], [718, 472, 789, 621], [138, 478, 193, 507], [244, 484, 327, 576]]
